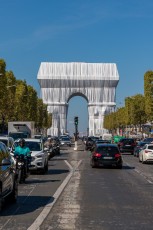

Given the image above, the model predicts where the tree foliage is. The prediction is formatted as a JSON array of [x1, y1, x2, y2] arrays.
[[0, 58, 51, 134], [144, 71, 153, 121]]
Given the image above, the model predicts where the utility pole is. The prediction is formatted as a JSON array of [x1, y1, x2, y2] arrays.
[[74, 116, 78, 150]]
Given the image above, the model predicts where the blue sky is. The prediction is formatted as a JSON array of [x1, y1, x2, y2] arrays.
[[1, 0, 153, 135]]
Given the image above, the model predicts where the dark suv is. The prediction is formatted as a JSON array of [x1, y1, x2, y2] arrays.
[[118, 138, 136, 154], [0, 141, 18, 211], [90, 143, 122, 168]]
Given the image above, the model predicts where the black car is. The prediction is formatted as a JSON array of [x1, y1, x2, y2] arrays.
[[118, 138, 136, 154], [90, 143, 122, 169], [0, 141, 18, 211], [134, 141, 149, 157]]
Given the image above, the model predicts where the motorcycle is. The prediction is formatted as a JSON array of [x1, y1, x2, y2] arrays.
[[47, 143, 60, 160], [14, 154, 31, 183]]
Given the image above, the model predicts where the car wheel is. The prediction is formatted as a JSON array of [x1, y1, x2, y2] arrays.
[[117, 164, 122, 169], [45, 161, 48, 172], [139, 156, 142, 162], [91, 159, 96, 168], [0, 197, 3, 212], [142, 156, 145, 164]]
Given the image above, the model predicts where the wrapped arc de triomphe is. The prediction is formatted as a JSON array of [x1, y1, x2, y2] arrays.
[[37, 62, 119, 137]]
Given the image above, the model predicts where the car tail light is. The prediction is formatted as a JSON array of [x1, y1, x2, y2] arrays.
[[115, 153, 121, 158], [93, 152, 101, 157], [145, 150, 152, 153]]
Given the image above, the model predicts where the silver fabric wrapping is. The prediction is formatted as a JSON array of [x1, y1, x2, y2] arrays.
[[37, 62, 119, 136]]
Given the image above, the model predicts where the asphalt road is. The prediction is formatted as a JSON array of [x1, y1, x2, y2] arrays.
[[1, 142, 153, 230]]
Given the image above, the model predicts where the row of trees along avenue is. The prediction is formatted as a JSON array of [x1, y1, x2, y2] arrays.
[[103, 71, 153, 135], [0, 59, 52, 134]]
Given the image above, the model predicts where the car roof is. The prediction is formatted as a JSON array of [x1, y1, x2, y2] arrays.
[[0, 136, 13, 140], [15, 138, 42, 142], [96, 143, 118, 147]]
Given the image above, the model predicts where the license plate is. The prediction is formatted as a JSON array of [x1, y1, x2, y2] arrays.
[[125, 145, 130, 147], [103, 156, 113, 159]]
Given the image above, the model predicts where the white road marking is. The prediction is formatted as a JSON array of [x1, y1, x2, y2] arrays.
[[28, 160, 82, 230], [124, 162, 153, 184]]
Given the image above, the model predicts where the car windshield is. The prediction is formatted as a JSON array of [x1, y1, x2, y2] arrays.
[[15, 141, 42, 151], [0, 140, 8, 146], [62, 137, 70, 141], [123, 139, 134, 144], [138, 142, 148, 147], [97, 146, 119, 155]]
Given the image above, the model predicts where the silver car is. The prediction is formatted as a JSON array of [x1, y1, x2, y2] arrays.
[[60, 137, 71, 147]]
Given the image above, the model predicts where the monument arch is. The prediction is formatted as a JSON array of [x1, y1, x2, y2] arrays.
[[37, 62, 119, 136]]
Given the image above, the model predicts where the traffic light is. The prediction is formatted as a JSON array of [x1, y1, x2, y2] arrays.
[[74, 116, 78, 125]]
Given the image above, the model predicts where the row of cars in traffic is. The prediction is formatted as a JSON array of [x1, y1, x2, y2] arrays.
[[0, 134, 72, 212], [117, 136, 153, 163], [84, 136, 153, 169], [84, 136, 123, 169]]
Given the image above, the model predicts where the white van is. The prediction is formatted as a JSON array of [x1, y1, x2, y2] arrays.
[[102, 133, 112, 141]]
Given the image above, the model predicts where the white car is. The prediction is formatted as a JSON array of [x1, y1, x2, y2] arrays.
[[139, 143, 153, 163], [11, 138, 48, 173]]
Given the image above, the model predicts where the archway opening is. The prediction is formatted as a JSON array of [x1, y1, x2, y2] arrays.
[[67, 96, 88, 137]]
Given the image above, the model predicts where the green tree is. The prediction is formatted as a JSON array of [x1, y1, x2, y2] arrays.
[[14, 80, 29, 120], [26, 85, 38, 122], [144, 71, 153, 121]]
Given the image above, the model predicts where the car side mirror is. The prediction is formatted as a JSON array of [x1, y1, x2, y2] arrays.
[[2, 158, 11, 166]]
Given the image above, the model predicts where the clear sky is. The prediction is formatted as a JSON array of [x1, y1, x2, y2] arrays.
[[1, 0, 153, 135]]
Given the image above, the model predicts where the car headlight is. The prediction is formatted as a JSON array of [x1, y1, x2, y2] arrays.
[[36, 154, 43, 158]]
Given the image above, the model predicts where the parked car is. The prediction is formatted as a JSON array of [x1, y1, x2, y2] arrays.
[[139, 143, 153, 163], [44, 137, 60, 159], [0, 136, 14, 151], [118, 138, 136, 154], [0, 141, 18, 211], [11, 138, 48, 173], [90, 143, 122, 169], [134, 141, 149, 157], [60, 136, 71, 147]]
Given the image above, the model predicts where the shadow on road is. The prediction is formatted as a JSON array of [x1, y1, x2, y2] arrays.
[[47, 169, 69, 175], [24, 179, 60, 184], [0, 195, 54, 216]]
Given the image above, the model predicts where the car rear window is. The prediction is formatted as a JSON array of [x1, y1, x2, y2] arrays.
[[97, 146, 119, 155], [148, 146, 153, 150], [123, 139, 134, 144]]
